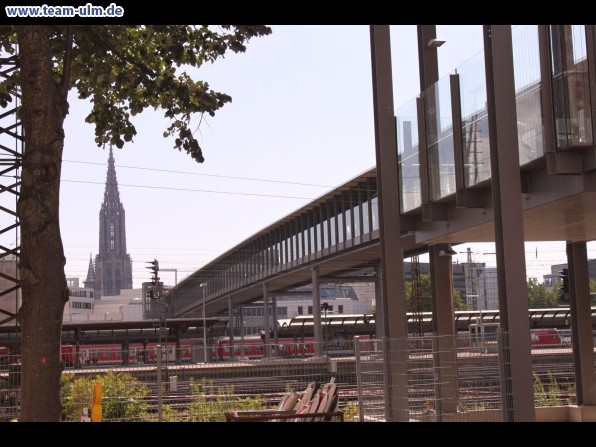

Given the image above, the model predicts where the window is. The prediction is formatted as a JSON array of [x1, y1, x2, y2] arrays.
[[338, 305, 344, 314], [297, 306, 303, 315]]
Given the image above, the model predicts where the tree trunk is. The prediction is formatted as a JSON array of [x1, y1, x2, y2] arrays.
[[16, 26, 69, 422]]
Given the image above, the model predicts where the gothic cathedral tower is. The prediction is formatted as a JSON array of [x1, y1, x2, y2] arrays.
[[88, 146, 133, 298]]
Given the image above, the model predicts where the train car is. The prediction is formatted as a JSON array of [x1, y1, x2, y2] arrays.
[[530, 328, 562, 347], [214, 335, 313, 360], [60, 340, 198, 367], [214, 333, 373, 361], [465, 323, 562, 350]]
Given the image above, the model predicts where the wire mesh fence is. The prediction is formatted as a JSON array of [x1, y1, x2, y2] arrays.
[[354, 330, 580, 422], [0, 332, 588, 422]]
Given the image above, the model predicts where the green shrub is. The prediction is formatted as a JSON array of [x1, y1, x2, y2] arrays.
[[61, 370, 149, 421], [186, 377, 266, 422]]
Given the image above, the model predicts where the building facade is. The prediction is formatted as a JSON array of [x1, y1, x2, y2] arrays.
[[63, 277, 94, 321]]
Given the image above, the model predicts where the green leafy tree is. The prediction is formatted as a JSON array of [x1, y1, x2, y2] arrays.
[[527, 277, 559, 308], [552, 278, 596, 305], [453, 288, 467, 311], [404, 273, 465, 312], [61, 370, 149, 422], [0, 24, 271, 421]]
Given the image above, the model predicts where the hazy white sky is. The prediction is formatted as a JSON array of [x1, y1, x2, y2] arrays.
[[38, 25, 592, 288]]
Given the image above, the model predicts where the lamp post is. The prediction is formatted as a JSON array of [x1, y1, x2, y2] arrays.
[[200, 283, 207, 363]]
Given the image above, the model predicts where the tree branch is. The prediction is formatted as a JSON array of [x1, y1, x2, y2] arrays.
[[81, 26, 156, 79]]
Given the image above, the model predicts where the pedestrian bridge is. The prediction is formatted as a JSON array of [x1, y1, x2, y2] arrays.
[[161, 25, 596, 327]]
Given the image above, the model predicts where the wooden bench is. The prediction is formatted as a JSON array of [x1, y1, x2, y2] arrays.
[[224, 409, 344, 422], [225, 377, 343, 422]]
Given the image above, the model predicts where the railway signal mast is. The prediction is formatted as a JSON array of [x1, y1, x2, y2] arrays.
[[146, 259, 166, 344]]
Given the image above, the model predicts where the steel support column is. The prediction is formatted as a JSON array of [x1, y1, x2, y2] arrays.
[[567, 241, 596, 406], [370, 25, 409, 422], [483, 25, 535, 422], [373, 263, 384, 338], [227, 295, 233, 353], [262, 282, 271, 358], [272, 295, 278, 344], [429, 243, 459, 418], [311, 266, 323, 357]]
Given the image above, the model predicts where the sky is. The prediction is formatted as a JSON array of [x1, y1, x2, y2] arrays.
[[5, 25, 591, 289]]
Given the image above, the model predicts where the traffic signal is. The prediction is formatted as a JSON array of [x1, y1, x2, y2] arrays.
[[146, 259, 159, 285], [559, 268, 569, 304]]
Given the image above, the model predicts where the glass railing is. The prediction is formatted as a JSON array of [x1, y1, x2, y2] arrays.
[[395, 25, 588, 206], [396, 97, 421, 213], [512, 25, 545, 165], [458, 48, 491, 187], [551, 25, 593, 149], [425, 74, 455, 200]]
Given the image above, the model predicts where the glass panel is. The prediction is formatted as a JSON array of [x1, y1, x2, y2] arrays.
[[551, 25, 592, 149], [425, 75, 455, 200], [459, 49, 491, 186], [361, 200, 370, 234], [303, 228, 309, 256], [309, 226, 315, 254], [329, 215, 336, 246], [353, 203, 361, 238], [322, 219, 329, 249], [315, 222, 322, 252], [345, 208, 352, 241], [371, 195, 379, 231], [512, 25, 544, 165], [282, 238, 288, 265], [396, 98, 421, 212], [337, 211, 344, 244]]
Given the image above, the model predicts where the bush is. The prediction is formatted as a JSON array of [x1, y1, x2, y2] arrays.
[[186, 377, 266, 422], [61, 370, 149, 421]]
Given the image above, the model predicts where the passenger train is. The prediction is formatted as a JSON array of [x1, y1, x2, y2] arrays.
[[1, 341, 197, 368], [3, 306, 589, 367]]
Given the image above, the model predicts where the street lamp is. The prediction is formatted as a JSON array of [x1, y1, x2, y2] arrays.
[[200, 283, 207, 363]]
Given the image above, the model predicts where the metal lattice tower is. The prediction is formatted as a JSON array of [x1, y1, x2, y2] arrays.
[[411, 254, 424, 336], [0, 54, 23, 327]]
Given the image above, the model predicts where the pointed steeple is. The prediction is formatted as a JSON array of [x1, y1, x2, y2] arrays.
[[83, 254, 95, 289], [94, 145, 133, 297], [103, 145, 121, 209]]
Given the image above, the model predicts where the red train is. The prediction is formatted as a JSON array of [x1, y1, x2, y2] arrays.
[[0, 325, 572, 368], [466, 323, 563, 349], [214, 334, 373, 361], [215, 326, 567, 361], [58, 341, 198, 367]]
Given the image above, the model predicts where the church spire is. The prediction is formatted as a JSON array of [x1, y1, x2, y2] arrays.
[[103, 145, 121, 208], [83, 254, 95, 289], [94, 145, 133, 297]]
